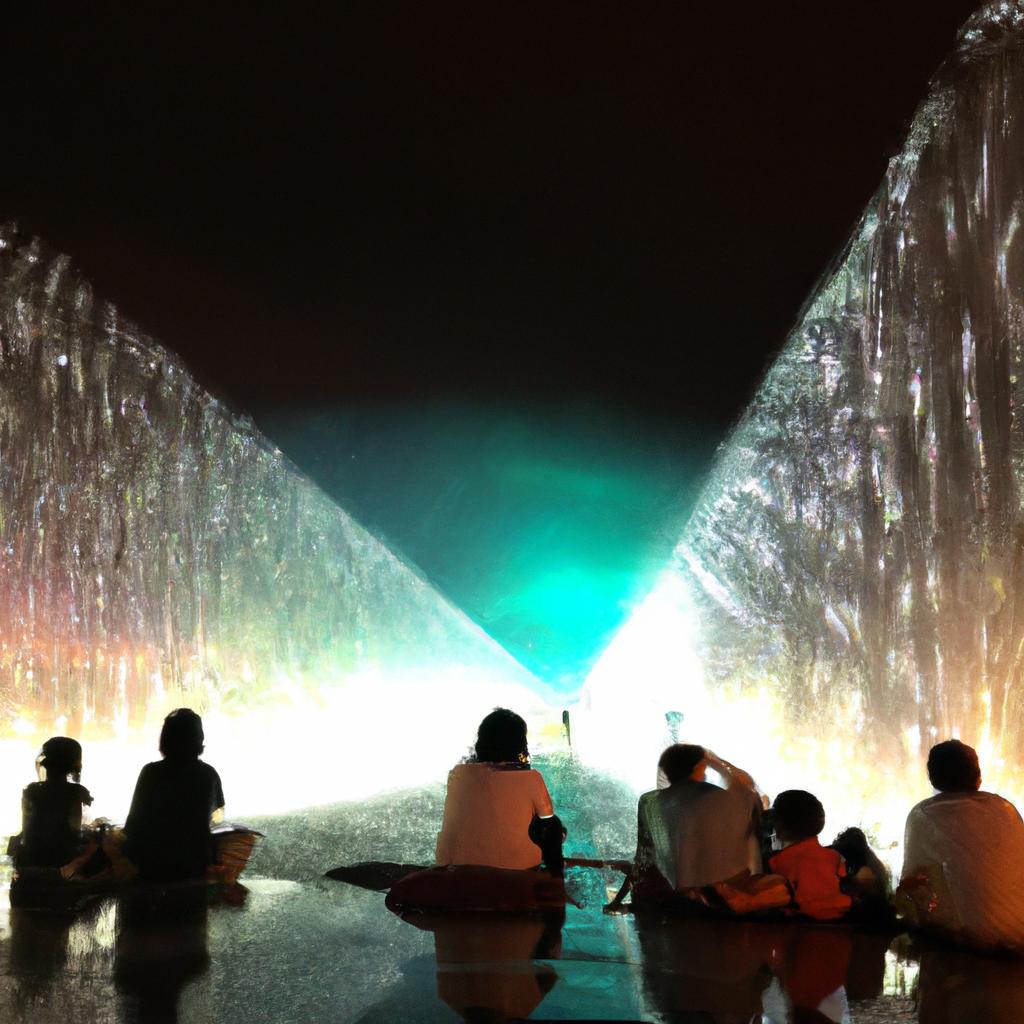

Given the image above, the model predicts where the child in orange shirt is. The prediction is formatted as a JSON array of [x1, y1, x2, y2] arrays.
[[768, 790, 852, 921]]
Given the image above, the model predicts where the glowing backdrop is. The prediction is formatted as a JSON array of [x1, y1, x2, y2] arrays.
[[577, 1, 1024, 843], [5, 2, 1024, 869], [0, 227, 559, 837]]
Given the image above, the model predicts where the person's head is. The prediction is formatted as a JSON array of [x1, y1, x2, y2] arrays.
[[831, 826, 868, 858], [772, 790, 826, 845], [37, 736, 83, 782], [927, 739, 981, 792], [831, 826, 887, 880], [159, 708, 205, 760], [657, 744, 707, 785], [474, 708, 529, 764]]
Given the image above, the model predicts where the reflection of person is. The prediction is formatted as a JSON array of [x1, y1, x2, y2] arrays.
[[636, 915, 770, 1021], [899, 738, 1024, 951], [768, 790, 851, 920], [435, 709, 562, 872], [115, 886, 210, 1024], [124, 709, 225, 882], [915, 946, 1024, 1024], [16, 737, 93, 872], [633, 744, 761, 893]]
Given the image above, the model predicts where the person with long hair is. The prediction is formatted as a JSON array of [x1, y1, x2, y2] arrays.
[[123, 708, 225, 882], [435, 708, 563, 874]]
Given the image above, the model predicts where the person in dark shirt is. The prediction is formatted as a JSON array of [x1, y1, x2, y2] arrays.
[[17, 736, 93, 871], [123, 708, 225, 882]]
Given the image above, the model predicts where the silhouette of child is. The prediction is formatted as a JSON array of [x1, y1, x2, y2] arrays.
[[123, 708, 225, 882], [17, 736, 93, 874], [768, 790, 852, 920]]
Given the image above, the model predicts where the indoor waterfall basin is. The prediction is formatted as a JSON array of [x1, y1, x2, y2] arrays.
[[0, 748, 1019, 1024], [3, 821, 1024, 1024]]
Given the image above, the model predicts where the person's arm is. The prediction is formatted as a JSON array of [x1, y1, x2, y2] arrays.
[[900, 808, 925, 881], [633, 793, 655, 869], [532, 770, 555, 819], [435, 768, 458, 864], [210, 768, 226, 826], [123, 764, 153, 839], [704, 750, 756, 792]]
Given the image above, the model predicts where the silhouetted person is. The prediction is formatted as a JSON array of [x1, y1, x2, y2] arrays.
[[632, 743, 761, 899], [14, 736, 93, 872], [123, 709, 225, 882], [899, 738, 1024, 951], [435, 708, 564, 874]]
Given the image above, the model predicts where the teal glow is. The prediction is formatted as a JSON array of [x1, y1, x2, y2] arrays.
[[259, 401, 714, 689]]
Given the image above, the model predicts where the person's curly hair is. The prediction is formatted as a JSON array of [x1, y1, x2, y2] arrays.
[[474, 708, 529, 764]]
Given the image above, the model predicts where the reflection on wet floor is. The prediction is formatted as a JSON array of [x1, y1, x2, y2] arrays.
[[5, 873, 1024, 1023]]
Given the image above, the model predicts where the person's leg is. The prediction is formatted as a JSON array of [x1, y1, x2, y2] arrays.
[[528, 815, 566, 876]]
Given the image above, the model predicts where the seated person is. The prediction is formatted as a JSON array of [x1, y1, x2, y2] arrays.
[[15, 736, 93, 873], [899, 738, 1024, 951], [435, 708, 562, 873], [768, 790, 851, 920], [633, 743, 762, 896], [831, 826, 890, 902], [123, 708, 225, 882]]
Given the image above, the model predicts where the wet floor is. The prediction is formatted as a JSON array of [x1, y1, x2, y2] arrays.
[[4, 867, 1024, 1024]]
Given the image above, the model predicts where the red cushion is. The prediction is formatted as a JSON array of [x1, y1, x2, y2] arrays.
[[386, 865, 565, 913]]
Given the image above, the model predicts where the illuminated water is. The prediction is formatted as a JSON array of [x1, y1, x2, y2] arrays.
[[6, 869, 1024, 1024], [7, 3, 1024, 1019], [0, 224, 569, 836], [574, 0, 1024, 856]]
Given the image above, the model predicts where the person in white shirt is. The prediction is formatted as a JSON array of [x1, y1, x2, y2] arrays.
[[900, 738, 1024, 951], [633, 743, 762, 896]]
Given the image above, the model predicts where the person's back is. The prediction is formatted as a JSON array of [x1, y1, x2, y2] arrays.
[[436, 761, 553, 870], [639, 780, 760, 889], [900, 739, 1024, 951], [768, 790, 851, 921], [125, 758, 224, 880], [123, 709, 224, 882], [904, 789, 1024, 947], [20, 779, 91, 868], [635, 744, 761, 892], [17, 737, 92, 870], [435, 708, 559, 872]]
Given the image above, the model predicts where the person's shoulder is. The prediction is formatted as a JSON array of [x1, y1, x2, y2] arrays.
[[701, 780, 744, 803], [906, 794, 940, 818], [976, 789, 1024, 820], [976, 789, 1017, 807]]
